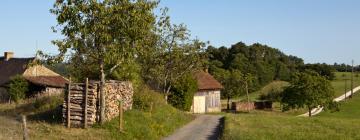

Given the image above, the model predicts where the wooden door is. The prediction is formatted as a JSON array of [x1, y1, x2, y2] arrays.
[[193, 96, 206, 113]]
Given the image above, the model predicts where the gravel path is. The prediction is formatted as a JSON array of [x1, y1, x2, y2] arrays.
[[163, 115, 224, 140], [299, 86, 360, 117]]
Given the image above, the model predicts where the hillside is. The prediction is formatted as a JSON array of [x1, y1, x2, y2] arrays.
[[221, 72, 360, 139]]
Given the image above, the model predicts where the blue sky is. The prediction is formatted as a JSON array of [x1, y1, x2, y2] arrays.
[[0, 0, 359, 64]]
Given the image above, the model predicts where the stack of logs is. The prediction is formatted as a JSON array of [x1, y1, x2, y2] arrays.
[[104, 81, 133, 121], [62, 82, 98, 127], [62, 80, 133, 128]]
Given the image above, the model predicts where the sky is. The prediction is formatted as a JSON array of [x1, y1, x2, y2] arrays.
[[0, 0, 359, 64]]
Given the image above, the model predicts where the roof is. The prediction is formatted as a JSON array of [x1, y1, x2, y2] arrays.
[[24, 76, 68, 88], [194, 71, 223, 90], [0, 58, 35, 86]]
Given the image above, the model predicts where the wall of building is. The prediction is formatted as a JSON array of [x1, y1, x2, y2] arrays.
[[193, 90, 221, 113], [23, 65, 60, 77]]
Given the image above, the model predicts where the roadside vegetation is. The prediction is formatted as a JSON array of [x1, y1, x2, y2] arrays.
[[0, 88, 193, 140]]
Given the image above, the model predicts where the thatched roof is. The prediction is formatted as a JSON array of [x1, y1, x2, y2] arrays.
[[194, 71, 223, 91], [24, 76, 68, 88], [0, 57, 35, 86]]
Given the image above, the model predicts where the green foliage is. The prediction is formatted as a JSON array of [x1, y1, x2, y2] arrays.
[[140, 8, 205, 95], [47, 0, 158, 82], [207, 42, 304, 94], [7, 75, 29, 103], [133, 87, 166, 112], [281, 72, 336, 115], [168, 74, 198, 111], [259, 81, 289, 102], [301, 63, 336, 80]]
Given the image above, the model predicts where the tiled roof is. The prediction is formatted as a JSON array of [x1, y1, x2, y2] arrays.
[[24, 76, 68, 88], [194, 71, 223, 90], [0, 58, 35, 86]]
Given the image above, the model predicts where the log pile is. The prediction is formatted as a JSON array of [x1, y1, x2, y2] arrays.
[[62, 83, 98, 127], [62, 80, 133, 128], [104, 81, 133, 121]]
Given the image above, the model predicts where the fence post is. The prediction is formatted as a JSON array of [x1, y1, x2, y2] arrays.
[[67, 77, 71, 128], [119, 100, 123, 132], [84, 78, 89, 128], [22, 115, 29, 140]]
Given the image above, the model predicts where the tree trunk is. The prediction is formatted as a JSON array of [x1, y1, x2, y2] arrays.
[[227, 97, 230, 110], [308, 107, 312, 117], [245, 81, 250, 112], [99, 58, 106, 124]]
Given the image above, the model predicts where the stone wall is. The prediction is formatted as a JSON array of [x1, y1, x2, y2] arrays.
[[35, 87, 64, 98]]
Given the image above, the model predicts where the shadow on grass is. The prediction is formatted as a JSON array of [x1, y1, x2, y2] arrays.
[[0, 96, 63, 124]]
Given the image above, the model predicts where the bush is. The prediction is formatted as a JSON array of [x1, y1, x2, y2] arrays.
[[259, 81, 289, 102], [168, 74, 198, 111], [8, 75, 29, 103], [133, 86, 166, 112]]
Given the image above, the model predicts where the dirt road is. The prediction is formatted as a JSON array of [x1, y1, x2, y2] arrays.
[[163, 115, 224, 140]]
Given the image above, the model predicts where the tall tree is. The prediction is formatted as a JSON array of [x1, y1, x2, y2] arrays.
[[49, 0, 157, 124], [142, 8, 205, 101], [281, 71, 336, 117]]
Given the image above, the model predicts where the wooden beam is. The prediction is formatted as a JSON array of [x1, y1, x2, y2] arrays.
[[67, 77, 72, 128], [84, 78, 89, 128]]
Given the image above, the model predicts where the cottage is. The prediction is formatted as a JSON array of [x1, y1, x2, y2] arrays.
[[192, 70, 223, 113], [0, 52, 68, 102]]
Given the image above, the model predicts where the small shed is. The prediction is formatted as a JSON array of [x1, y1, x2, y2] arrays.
[[192, 71, 223, 113]]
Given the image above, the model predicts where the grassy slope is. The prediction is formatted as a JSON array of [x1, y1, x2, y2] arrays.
[[0, 90, 193, 140], [223, 112, 360, 140], [222, 72, 360, 140]]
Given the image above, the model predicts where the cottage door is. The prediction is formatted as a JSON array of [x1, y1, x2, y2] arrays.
[[193, 96, 206, 113]]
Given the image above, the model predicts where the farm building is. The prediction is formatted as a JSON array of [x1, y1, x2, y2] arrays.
[[192, 70, 223, 113], [0, 52, 68, 102]]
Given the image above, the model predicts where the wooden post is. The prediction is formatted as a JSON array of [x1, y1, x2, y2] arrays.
[[84, 78, 89, 128], [67, 77, 71, 128], [22, 115, 29, 140], [119, 100, 123, 132]]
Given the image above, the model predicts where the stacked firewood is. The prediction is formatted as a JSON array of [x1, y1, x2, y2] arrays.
[[104, 81, 133, 121], [62, 83, 98, 126]]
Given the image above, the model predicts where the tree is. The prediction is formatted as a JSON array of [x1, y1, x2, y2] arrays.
[[216, 69, 243, 110], [168, 73, 198, 111], [142, 8, 205, 101], [49, 0, 158, 124], [281, 71, 335, 117], [8, 75, 29, 103]]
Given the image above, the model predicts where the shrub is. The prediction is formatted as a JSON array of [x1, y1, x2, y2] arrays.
[[259, 81, 289, 102], [8, 75, 29, 103], [168, 73, 198, 111], [133, 86, 166, 112]]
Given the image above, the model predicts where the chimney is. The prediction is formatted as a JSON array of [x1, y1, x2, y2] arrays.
[[4, 52, 14, 61]]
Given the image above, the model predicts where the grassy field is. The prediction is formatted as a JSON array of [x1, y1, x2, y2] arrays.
[[332, 72, 360, 97], [222, 72, 360, 140], [0, 89, 193, 140], [222, 111, 360, 140]]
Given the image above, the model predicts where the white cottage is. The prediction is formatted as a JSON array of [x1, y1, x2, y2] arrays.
[[192, 71, 223, 113]]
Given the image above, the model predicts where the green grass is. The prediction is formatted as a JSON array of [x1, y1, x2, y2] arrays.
[[332, 72, 360, 97], [222, 112, 360, 140], [0, 89, 193, 140], [221, 81, 289, 110]]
